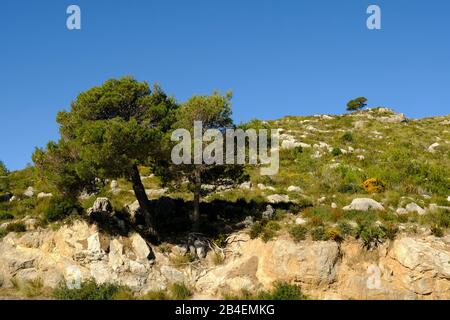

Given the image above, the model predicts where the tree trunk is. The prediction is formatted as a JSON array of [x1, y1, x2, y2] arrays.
[[192, 168, 202, 232], [130, 164, 159, 240]]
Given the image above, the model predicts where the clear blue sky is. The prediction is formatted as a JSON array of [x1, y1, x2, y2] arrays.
[[1, 0, 449, 170]]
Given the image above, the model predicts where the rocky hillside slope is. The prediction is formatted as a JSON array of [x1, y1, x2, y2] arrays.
[[1, 217, 450, 300], [0, 108, 449, 299]]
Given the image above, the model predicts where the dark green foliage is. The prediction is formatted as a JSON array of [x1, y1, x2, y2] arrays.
[[43, 197, 82, 222], [6, 222, 26, 233], [156, 92, 245, 231], [355, 223, 386, 250], [381, 222, 399, 240], [53, 280, 125, 300], [337, 221, 354, 237], [341, 132, 353, 142], [248, 220, 281, 242], [0, 212, 14, 220], [261, 221, 280, 242], [257, 282, 307, 300], [431, 225, 444, 238], [346, 97, 368, 111], [338, 183, 360, 194], [290, 146, 303, 158], [141, 291, 170, 300], [310, 226, 326, 241], [249, 222, 263, 239], [0, 160, 8, 176], [169, 283, 192, 300], [289, 225, 307, 242]]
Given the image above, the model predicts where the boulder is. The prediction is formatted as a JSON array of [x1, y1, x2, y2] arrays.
[[343, 198, 385, 211], [87, 233, 106, 261], [262, 205, 274, 220], [287, 186, 302, 192], [196, 256, 261, 296], [37, 192, 53, 199], [110, 180, 121, 194], [267, 194, 290, 204], [124, 200, 143, 222], [427, 143, 440, 153], [108, 239, 126, 272], [396, 208, 409, 215], [87, 197, 113, 215], [243, 216, 254, 227], [23, 187, 35, 198], [130, 233, 152, 262], [405, 203, 426, 215], [239, 182, 252, 190], [390, 237, 450, 279], [379, 113, 407, 123], [257, 183, 275, 191], [254, 239, 340, 287], [295, 217, 307, 225]]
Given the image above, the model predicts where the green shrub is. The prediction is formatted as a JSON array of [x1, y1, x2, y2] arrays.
[[338, 183, 360, 194], [258, 282, 307, 300], [141, 290, 169, 300], [6, 222, 26, 233], [381, 222, 399, 240], [249, 223, 263, 239], [170, 253, 196, 267], [331, 148, 343, 157], [337, 221, 354, 237], [356, 223, 386, 250], [261, 221, 280, 242], [341, 132, 353, 142], [0, 228, 7, 238], [0, 212, 14, 220], [169, 283, 192, 300], [310, 226, 326, 241], [112, 290, 135, 300], [290, 146, 303, 158], [325, 227, 343, 242], [53, 280, 125, 300], [431, 225, 444, 238], [289, 225, 307, 242], [43, 197, 82, 222]]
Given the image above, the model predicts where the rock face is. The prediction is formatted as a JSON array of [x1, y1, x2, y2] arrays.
[[343, 198, 385, 211], [88, 198, 112, 215], [254, 239, 340, 287], [0, 221, 172, 293], [390, 238, 450, 279], [196, 236, 340, 295], [2, 220, 450, 300]]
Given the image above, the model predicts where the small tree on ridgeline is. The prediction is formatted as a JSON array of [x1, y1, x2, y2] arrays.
[[33, 77, 178, 239], [346, 97, 368, 111]]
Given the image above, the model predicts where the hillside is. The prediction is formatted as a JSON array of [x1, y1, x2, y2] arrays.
[[1, 107, 450, 300]]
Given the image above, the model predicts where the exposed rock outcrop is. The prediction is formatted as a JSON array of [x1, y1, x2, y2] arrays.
[[343, 198, 385, 211]]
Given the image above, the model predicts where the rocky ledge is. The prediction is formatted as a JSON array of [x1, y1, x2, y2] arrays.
[[1, 219, 450, 300]]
